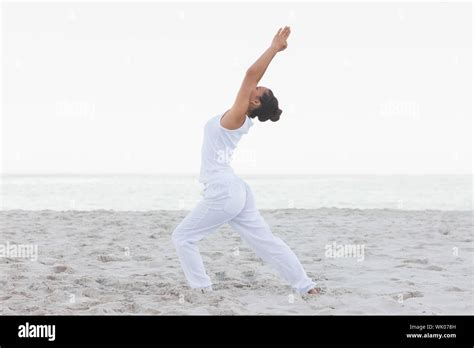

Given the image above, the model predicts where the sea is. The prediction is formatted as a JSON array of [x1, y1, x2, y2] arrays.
[[1, 174, 472, 211]]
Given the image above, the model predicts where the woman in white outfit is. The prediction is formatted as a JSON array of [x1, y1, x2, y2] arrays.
[[172, 26, 319, 295]]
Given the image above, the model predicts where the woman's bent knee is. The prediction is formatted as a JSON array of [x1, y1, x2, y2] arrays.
[[171, 228, 185, 247]]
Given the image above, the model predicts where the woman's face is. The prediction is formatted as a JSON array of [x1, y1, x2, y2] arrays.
[[249, 86, 269, 108]]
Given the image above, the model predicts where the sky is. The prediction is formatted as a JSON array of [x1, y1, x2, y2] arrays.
[[1, 1, 472, 175]]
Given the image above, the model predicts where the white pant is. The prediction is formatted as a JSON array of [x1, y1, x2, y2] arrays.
[[172, 176, 316, 294]]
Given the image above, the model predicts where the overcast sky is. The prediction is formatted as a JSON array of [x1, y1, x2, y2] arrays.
[[1, 1, 472, 175]]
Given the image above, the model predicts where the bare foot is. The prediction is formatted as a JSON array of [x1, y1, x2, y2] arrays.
[[307, 287, 321, 295]]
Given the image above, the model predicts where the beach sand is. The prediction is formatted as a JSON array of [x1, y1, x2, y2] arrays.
[[0, 209, 472, 315]]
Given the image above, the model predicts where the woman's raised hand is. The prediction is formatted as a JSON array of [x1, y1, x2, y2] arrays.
[[271, 26, 291, 52]]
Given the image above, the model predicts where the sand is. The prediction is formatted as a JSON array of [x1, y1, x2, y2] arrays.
[[0, 209, 472, 315]]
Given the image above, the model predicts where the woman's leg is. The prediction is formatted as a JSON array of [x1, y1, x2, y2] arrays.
[[229, 182, 316, 294], [172, 178, 247, 289]]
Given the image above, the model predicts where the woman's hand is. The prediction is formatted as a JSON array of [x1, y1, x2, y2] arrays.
[[271, 26, 291, 52]]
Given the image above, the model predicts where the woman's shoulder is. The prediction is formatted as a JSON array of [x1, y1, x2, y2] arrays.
[[218, 111, 253, 133]]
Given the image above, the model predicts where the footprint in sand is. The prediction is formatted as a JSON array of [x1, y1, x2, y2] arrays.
[[446, 286, 464, 292], [241, 270, 256, 282], [134, 255, 154, 262], [424, 265, 444, 271], [392, 291, 423, 301], [403, 258, 429, 265], [438, 223, 450, 235], [82, 288, 102, 298], [97, 255, 126, 263], [234, 283, 252, 289], [53, 265, 73, 273]]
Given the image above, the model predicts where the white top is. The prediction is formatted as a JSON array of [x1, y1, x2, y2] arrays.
[[198, 112, 254, 184]]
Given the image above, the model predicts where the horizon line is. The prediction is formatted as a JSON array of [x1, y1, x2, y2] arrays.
[[1, 172, 472, 177]]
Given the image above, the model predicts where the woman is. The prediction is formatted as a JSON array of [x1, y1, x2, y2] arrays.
[[172, 26, 319, 295]]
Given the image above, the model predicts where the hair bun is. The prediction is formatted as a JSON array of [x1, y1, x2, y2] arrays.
[[249, 90, 282, 122], [269, 108, 282, 122]]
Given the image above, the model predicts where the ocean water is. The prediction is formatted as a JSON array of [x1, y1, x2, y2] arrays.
[[0, 174, 472, 211]]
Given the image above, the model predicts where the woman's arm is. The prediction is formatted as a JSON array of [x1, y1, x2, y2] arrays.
[[220, 26, 291, 130], [247, 26, 291, 82]]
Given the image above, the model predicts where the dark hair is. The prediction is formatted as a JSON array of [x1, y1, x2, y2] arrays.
[[248, 89, 282, 122]]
